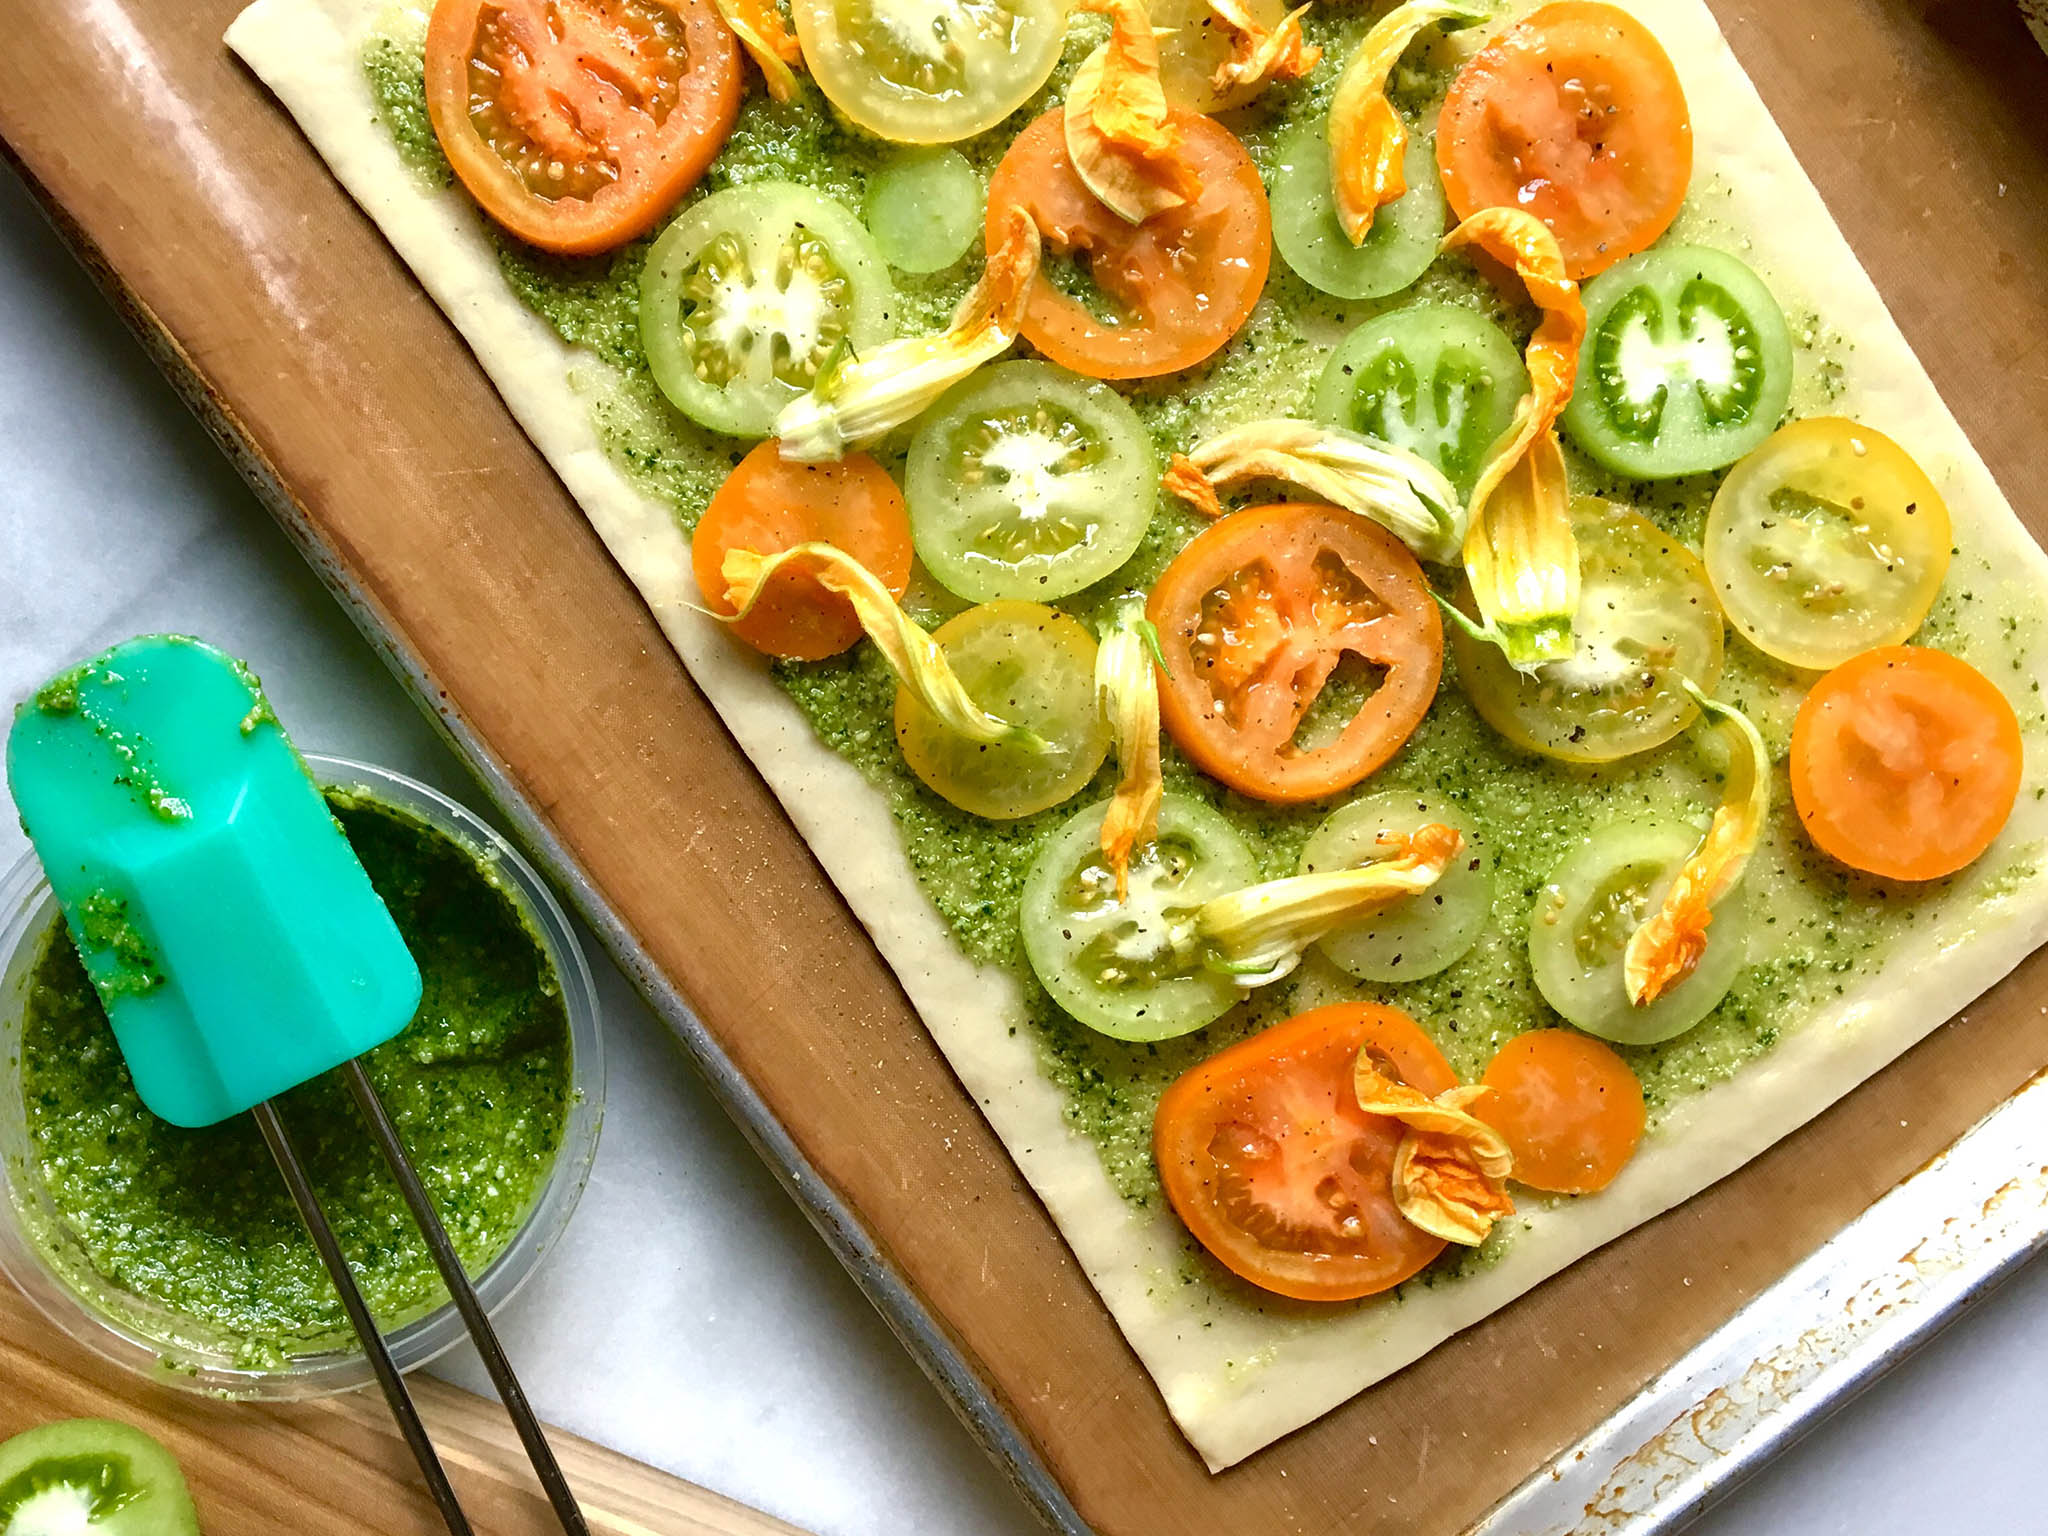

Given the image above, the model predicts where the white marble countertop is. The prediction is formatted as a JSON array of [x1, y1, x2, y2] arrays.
[[5, 160, 2047, 1536]]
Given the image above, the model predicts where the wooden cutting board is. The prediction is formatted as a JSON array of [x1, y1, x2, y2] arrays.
[[3, 0, 2047, 1533], [0, 1282, 804, 1535]]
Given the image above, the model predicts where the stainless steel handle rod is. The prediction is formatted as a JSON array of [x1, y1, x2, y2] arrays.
[[253, 1098, 473, 1536], [341, 1058, 590, 1536]]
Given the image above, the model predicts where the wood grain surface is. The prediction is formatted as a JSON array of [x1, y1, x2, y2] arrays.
[[0, 1282, 805, 1536], [2, 0, 2046, 1533]]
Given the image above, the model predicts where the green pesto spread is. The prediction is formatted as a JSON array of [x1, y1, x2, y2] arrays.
[[359, 18, 2041, 1245], [17, 791, 572, 1369]]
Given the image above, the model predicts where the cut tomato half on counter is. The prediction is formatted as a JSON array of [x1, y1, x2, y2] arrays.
[[1148, 504, 1442, 804], [987, 107, 1272, 381], [1436, 1, 1691, 279], [425, 0, 742, 254], [1156, 1002, 1456, 1301]]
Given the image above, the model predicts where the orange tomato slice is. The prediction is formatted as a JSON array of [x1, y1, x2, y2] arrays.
[[1477, 1030, 1643, 1194], [425, 0, 742, 255], [986, 107, 1271, 380], [691, 442, 912, 661], [1147, 504, 1443, 803], [1790, 646, 2024, 883], [1436, 1, 1691, 279], [1155, 1002, 1455, 1301]]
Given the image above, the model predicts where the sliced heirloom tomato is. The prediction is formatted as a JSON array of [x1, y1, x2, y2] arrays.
[[791, 0, 1066, 143], [0, 1418, 200, 1536], [864, 149, 985, 273], [1155, 1002, 1456, 1300], [1477, 1029, 1643, 1194], [1436, 2, 1691, 279], [1313, 302, 1530, 499], [1791, 646, 2023, 883], [1300, 791, 1494, 982], [896, 601, 1111, 819], [1152, 0, 1292, 111], [641, 182, 896, 437], [1023, 793, 1260, 1039], [987, 108, 1272, 381], [1562, 246, 1793, 480], [691, 441, 912, 659], [1705, 418, 1952, 673], [905, 361, 1157, 602], [425, 0, 742, 255], [1530, 818, 1752, 1044], [1149, 504, 1444, 804], [1269, 116, 1444, 303], [1454, 498, 1723, 764]]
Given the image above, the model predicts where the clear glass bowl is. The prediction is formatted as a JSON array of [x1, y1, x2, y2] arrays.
[[0, 753, 604, 1398]]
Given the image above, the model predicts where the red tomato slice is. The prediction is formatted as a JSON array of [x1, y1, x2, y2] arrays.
[[1147, 504, 1443, 803], [425, 0, 742, 255], [1155, 1003, 1455, 1302], [692, 442, 912, 661], [1437, 1, 1691, 279], [1790, 646, 2024, 883], [986, 108, 1272, 381]]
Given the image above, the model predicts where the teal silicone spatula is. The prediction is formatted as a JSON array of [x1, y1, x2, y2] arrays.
[[7, 636, 586, 1536]]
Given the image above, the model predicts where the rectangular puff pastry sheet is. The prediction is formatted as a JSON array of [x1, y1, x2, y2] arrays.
[[227, 0, 2048, 1471]]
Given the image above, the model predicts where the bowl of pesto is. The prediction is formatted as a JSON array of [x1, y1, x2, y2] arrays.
[[0, 753, 603, 1396]]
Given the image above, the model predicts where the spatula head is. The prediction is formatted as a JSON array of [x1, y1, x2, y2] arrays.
[[6, 636, 421, 1128]]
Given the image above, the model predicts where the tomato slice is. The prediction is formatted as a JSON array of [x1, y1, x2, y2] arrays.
[[0, 1419, 200, 1536], [692, 441, 912, 660], [986, 108, 1272, 381], [424, 0, 742, 255], [1705, 418, 1953, 673], [1477, 1030, 1643, 1194], [1268, 115, 1443, 303], [1791, 646, 2023, 883], [1437, 2, 1691, 279], [1149, 504, 1442, 804], [1299, 791, 1493, 983], [1155, 1002, 1455, 1301]]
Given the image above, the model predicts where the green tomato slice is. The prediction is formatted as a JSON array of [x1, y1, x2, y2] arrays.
[[1269, 115, 1444, 303], [1561, 245, 1794, 480], [1454, 499, 1724, 764], [0, 1419, 199, 1536], [1313, 302, 1529, 498], [1299, 791, 1492, 983], [895, 600, 1111, 820], [640, 182, 895, 437], [864, 149, 984, 274], [905, 361, 1158, 603], [1023, 793, 1260, 1040], [1529, 818, 1752, 1045]]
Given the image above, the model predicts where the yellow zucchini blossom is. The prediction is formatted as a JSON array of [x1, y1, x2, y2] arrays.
[[720, 543, 1044, 752], [1329, 1, 1485, 245], [1440, 206, 1586, 670], [711, 0, 802, 102], [1161, 419, 1465, 565], [1065, 0, 1203, 225], [777, 207, 1040, 462], [1353, 1060, 1514, 1245], [1205, 0, 1321, 96], [1197, 823, 1462, 986], [1624, 684, 1770, 1006], [1094, 600, 1166, 899]]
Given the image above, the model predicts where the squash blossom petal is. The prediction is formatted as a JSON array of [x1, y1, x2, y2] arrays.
[[1160, 419, 1466, 565], [1329, 1, 1485, 245], [1205, 0, 1321, 95], [1440, 206, 1586, 670], [1624, 683, 1770, 1005], [1065, 0, 1203, 224], [776, 207, 1040, 461], [720, 543, 1045, 752], [1095, 600, 1166, 899], [711, 0, 802, 102], [1196, 823, 1462, 986], [1353, 1064, 1514, 1245]]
